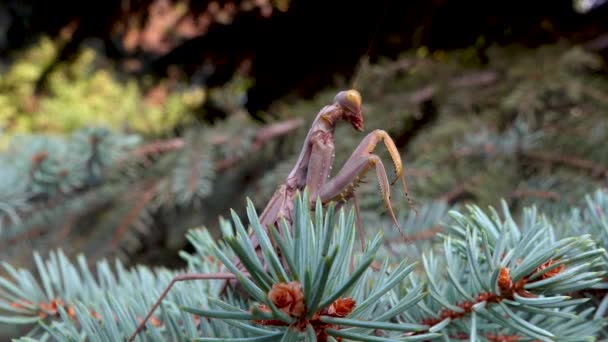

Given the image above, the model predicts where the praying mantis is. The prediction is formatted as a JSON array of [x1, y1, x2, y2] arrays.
[[253, 89, 412, 250], [129, 89, 413, 341]]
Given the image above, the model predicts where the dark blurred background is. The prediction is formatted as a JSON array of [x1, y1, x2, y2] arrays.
[[2, 0, 607, 117]]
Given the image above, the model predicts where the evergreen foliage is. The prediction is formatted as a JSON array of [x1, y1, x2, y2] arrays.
[[1, 36, 608, 340], [0, 36, 207, 140], [0, 113, 300, 267], [0, 190, 607, 340]]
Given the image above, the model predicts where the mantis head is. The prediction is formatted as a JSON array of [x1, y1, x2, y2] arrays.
[[334, 89, 363, 132]]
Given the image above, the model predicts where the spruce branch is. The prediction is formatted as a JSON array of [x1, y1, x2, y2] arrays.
[[0, 229, 228, 341], [179, 192, 428, 342], [124, 118, 302, 169], [1, 189, 608, 340], [408, 200, 606, 340], [0, 116, 303, 266]]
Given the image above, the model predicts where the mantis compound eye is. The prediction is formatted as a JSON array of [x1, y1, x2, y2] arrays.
[[334, 89, 364, 131]]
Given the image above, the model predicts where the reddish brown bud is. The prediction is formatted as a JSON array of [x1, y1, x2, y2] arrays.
[[67, 305, 76, 319], [39, 298, 65, 315], [137, 315, 162, 327], [487, 333, 521, 342], [31, 151, 49, 165], [150, 316, 162, 327], [251, 304, 288, 326], [256, 304, 271, 313], [497, 267, 513, 294], [535, 260, 565, 279], [10, 300, 33, 310], [268, 281, 306, 318], [90, 309, 102, 320], [327, 297, 356, 317]]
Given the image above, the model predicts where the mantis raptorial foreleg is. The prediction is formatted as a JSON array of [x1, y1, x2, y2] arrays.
[[313, 129, 413, 237]]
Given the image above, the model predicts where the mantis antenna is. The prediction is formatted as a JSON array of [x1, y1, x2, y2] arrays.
[[351, 0, 390, 90]]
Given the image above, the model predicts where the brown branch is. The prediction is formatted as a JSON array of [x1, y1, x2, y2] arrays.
[[129, 138, 185, 159], [403, 70, 499, 105], [214, 118, 303, 171], [55, 214, 77, 244], [420, 260, 564, 329], [405, 167, 434, 178], [449, 71, 499, 88], [28, 151, 50, 183], [450, 145, 608, 179], [450, 332, 522, 341], [439, 174, 482, 204], [406, 225, 443, 241], [11, 297, 160, 331], [523, 151, 608, 178], [508, 189, 560, 201], [129, 272, 239, 341], [188, 142, 202, 195], [111, 182, 159, 246], [0, 187, 117, 250], [542, 123, 592, 138], [126, 118, 303, 166], [0, 226, 47, 250], [584, 33, 608, 52], [385, 226, 444, 249]]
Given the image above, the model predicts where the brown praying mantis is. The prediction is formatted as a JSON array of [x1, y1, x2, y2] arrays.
[[129, 89, 414, 341]]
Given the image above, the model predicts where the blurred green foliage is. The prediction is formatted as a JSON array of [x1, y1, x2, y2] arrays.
[[0, 37, 206, 146]]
